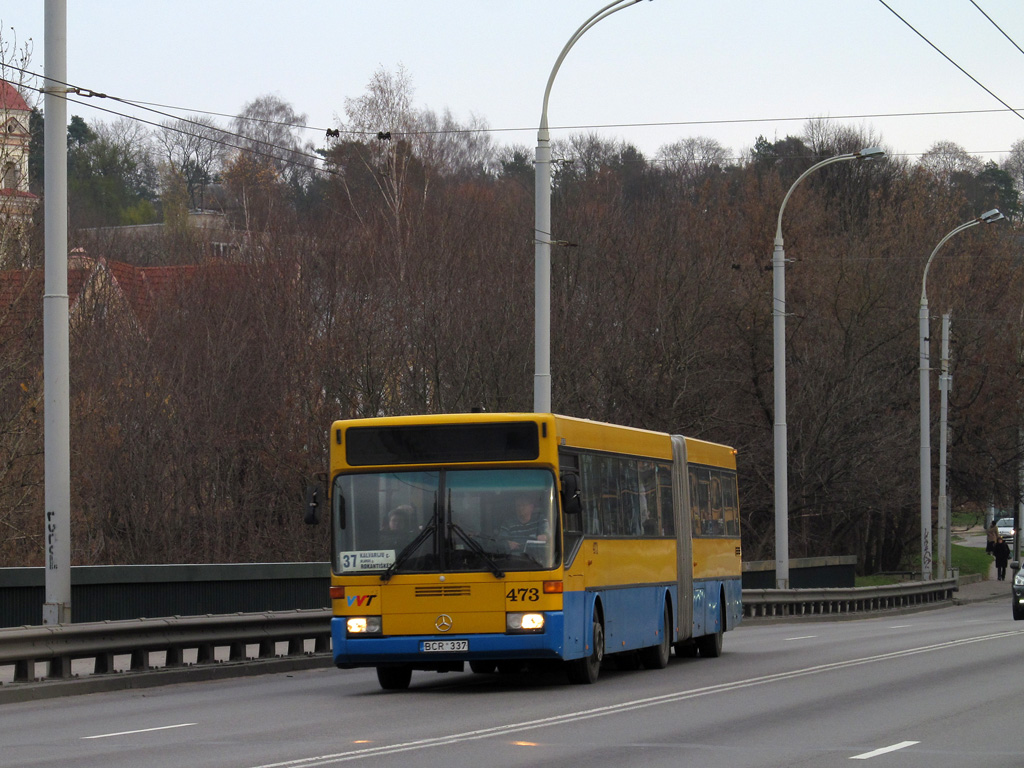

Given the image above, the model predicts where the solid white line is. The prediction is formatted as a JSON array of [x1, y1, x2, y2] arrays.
[[249, 630, 1024, 767], [82, 723, 197, 740], [850, 740, 919, 759], [784, 635, 817, 641]]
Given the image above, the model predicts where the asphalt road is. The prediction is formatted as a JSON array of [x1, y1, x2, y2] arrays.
[[3, 598, 1022, 768]]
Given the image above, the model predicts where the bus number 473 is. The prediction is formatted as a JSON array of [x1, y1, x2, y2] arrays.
[[506, 588, 539, 602]]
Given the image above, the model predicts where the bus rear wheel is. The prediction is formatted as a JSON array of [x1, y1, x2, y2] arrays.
[[639, 603, 672, 670], [566, 617, 604, 684], [376, 665, 412, 690], [696, 628, 723, 658]]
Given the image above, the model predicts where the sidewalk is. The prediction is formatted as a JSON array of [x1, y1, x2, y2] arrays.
[[953, 560, 1012, 605]]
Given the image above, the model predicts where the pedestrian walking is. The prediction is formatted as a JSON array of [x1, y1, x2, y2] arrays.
[[993, 536, 1011, 581], [987, 520, 999, 554]]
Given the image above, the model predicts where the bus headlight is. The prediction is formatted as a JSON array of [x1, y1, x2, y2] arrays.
[[506, 612, 545, 633], [346, 616, 382, 635]]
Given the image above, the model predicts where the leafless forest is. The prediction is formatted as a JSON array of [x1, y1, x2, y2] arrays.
[[1, 67, 1023, 573]]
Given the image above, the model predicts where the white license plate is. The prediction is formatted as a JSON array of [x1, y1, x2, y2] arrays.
[[420, 640, 468, 653]]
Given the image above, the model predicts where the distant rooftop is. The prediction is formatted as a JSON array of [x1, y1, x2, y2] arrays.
[[0, 80, 30, 112]]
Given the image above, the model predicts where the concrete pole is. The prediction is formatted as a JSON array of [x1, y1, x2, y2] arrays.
[[533, 0, 644, 414], [772, 237, 789, 588], [919, 300, 933, 580], [771, 146, 884, 589], [42, 0, 71, 625], [937, 313, 951, 579], [918, 210, 1003, 582]]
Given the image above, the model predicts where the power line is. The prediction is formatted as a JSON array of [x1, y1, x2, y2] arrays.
[[877, 0, 1024, 126], [969, 1, 1024, 60], [2, 60, 1022, 158]]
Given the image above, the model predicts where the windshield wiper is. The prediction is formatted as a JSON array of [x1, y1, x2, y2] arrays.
[[380, 520, 436, 582], [448, 521, 505, 578]]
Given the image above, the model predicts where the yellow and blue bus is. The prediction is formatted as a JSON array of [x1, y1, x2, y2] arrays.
[[320, 412, 741, 689]]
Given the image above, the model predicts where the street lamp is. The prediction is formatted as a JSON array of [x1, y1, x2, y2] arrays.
[[534, 0, 647, 413], [773, 146, 885, 589], [919, 208, 1004, 581]]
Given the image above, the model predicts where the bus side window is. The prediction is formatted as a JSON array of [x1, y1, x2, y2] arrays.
[[619, 458, 641, 536], [580, 454, 602, 535], [691, 467, 711, 537], [638, 461, 658, 536], [559, 452, 583, 533], [599, 456, 620, 535], [657, 462, 674, 536], [722, 471, 740, 536]]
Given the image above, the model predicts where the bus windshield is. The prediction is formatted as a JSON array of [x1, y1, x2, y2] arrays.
[[333, 468, 558, 575]]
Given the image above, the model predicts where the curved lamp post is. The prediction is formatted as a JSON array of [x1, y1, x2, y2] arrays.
[[773, 146, 885, 589], [919, 208, 1004, 580], [534, 0, 647, 413]]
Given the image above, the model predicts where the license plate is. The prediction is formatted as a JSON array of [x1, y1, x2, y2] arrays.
[[420, 639, 468, 653]]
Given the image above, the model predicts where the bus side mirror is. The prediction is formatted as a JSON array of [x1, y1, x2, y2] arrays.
[[304, 482, 323, 525]]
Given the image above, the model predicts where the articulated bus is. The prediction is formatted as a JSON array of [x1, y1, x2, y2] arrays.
[[320, 412, 741, 689]]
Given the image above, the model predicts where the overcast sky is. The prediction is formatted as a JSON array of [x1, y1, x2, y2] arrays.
[[2, 1, 1023, 163]]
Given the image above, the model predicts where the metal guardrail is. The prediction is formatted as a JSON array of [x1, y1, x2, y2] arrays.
[[742, 578, 958, 619], [0, 609, 332, 689], [0, 580, 961, 693]]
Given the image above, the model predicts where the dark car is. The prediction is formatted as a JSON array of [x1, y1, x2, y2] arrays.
[[1014, 567, 1024, 621]]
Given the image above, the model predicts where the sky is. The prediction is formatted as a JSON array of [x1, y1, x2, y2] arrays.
[[1, 1, 1023, 164]]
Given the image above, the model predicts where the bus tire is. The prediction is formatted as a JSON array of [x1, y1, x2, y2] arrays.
[[696, 628, 723, 658], [673, 639, 698, 658], [639, 602, 672, 670], [566, 617, 604, 684], [376, 665, 412, 690]]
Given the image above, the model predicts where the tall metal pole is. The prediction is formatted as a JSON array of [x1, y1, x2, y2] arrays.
[[772, 146, 884, 589], [42, 0, 71, 625], [534, 0, 645, 413], [919, 210, 1003, 582], [937, 313, 951, 579]]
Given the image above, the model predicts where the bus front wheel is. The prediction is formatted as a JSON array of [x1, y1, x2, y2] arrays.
[[376, 665, 412, 690], [566, 617, 604, 684]]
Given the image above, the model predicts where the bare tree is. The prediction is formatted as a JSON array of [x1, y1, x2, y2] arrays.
[[1002, 137, 1024, 199], [231, 94, 315, 187], [654, 136, 731, 181], [154, 115, 227, 209], [919, 140, 983, 184]]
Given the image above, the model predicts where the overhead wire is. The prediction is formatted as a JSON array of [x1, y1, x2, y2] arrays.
[[969, 0, 1024, 60], [1, 40, 1021, 170], [0, 61, 343, 179], [876, 0, 1024, 126]]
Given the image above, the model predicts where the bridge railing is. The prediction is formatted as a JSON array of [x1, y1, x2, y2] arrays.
[[0, 578, 962, 701], [741, 578, 958, 618]]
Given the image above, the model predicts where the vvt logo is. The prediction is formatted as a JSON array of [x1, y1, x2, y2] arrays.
[[346, 594, 376, 607]]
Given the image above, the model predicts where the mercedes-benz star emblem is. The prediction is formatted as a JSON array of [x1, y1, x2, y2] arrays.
[[435, 614, 453, 632]]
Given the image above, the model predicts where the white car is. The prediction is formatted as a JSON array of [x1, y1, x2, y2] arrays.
[[996, 517, 1015, 548]]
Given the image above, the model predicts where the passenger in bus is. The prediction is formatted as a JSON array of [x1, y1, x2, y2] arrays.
[[500, 495, 549, 552], [380, 505, 416, 549]]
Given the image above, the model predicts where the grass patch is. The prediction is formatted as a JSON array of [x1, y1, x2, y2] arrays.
[[952, 543, 991, 579], [952, 509, 985, 529], [855, 573, 903, 587], [854, 542, 991, 586]]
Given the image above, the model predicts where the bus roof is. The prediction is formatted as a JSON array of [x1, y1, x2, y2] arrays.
[[330, 413, 735, 467]]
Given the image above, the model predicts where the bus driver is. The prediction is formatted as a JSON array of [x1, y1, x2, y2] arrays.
[[500, 495, 549, 552]]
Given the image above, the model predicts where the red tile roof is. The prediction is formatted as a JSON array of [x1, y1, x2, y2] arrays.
[[0, 80, 30, 112]]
